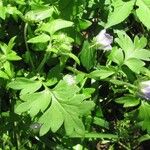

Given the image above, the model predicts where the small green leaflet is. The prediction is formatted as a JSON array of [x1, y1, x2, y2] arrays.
[[0, 37, 21, 61]]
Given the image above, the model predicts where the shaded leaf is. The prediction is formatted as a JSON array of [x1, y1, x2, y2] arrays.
[[115, 96, 140, 107], [80, 41, 96, 70]]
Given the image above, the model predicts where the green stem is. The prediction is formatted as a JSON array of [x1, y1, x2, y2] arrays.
[[66, 66, 88, 76], [24, 23, 34, 69], [37, 52, 50, 72], [118, 141, 131, 150]]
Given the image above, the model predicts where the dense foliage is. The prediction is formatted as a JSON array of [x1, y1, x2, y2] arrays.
[[1, 0, 150, 149]]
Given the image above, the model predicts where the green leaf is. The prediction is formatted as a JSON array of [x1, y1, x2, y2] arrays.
[[136, 0, 150, 29], [0, 6, 6, 20], [89, 66, 115, 79], [7, 36, 16, 53], [6, 52, 22, 61], [115, 30, 134, 59], [108, 47, 124, 65], [38, 79, 94, 136], [115, 31, 149, 73], [53, 80, 80, 99], [0, 37, 21, 61], [38, 19, 73, 35], [39, 96, 64, 135], [124, 58, 145, 73], [27, 33, 50, 43], [78, 19, 92, 30], [106, 0, 134, 28], [68, 53, 80, 65], [0, 70, 9, 79], [132, 49, 150, 61], [0, 43, 7, 55], [8, 78, 42, 94], [138, 134, 150, 143], [134, 36, 147, 49], [138, 101, 150, 132], [93, 117, 109, 129], [18, 89, 51, 116], [3, 61, 14, 78], [115, 96, 140, 107], [82, 88, 95, 99], [79, 101, 95, 115], [25, 7, 54, 22], [80, 41, 96, 71], [64, 115, 85, 136], [46, 65, 62, 86]]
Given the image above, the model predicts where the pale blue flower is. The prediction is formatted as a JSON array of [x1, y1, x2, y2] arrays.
[[95, 29, 113, 51], [139, 81, 150, 100]]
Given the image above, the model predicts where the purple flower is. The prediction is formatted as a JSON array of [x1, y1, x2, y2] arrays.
[[95, 29, 113, 51], [139, 81, 150, 100]]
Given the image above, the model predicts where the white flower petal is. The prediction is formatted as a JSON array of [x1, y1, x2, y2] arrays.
[[95, 29, 113, 51]]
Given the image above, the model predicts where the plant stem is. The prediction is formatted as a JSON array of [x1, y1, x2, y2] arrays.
[[37, 52, 50, 72], [118, 141, 130, 150], [24, 23, 35, 69], [66, 66, 87, 75]]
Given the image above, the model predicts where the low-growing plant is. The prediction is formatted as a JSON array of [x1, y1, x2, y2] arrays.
[[1, 0, 150, 149]]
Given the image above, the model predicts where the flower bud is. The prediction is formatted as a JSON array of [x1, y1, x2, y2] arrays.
[[95, 29, 113, 51], [138, 81, 150, 100], [30, 122, 41, 134]]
